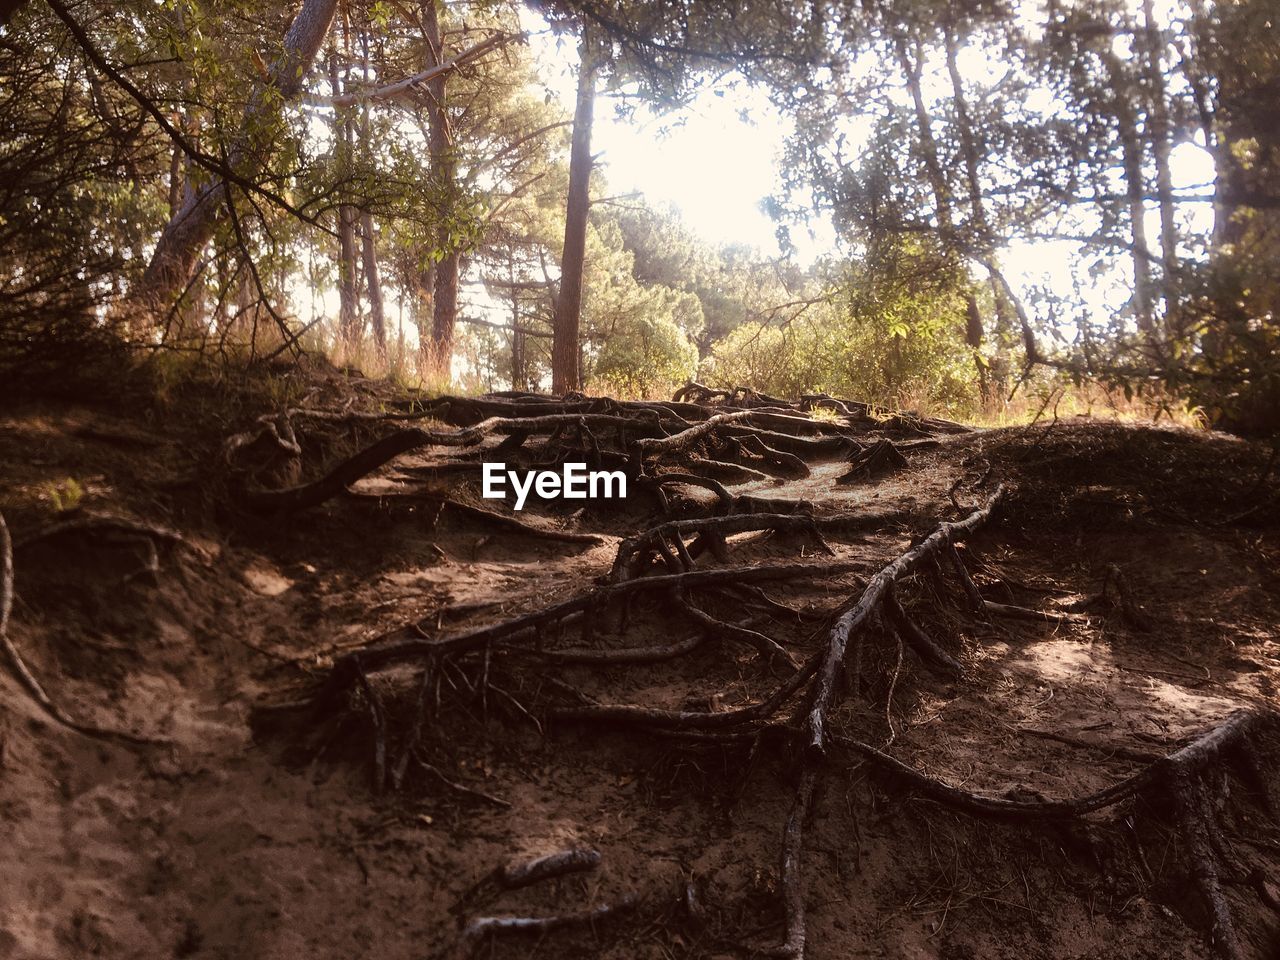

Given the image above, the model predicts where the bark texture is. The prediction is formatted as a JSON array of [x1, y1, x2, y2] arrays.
[[422, 0, 459, 380], [551, 24, 596, 393]]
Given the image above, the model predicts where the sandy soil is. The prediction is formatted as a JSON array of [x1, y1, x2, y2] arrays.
[[1, 391, 1278, 960]]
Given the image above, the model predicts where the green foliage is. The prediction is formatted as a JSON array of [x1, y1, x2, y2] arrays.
[[579, 218, 700, 395], [44, 477, 85, 514], [590, 302, 700, 398], [708, 241, 978, 410], [1169, 262, 1280, 436]]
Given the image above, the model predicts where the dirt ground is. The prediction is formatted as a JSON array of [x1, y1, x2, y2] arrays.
[[1, 380, 1278, 960]]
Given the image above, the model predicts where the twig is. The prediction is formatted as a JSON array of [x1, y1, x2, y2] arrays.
[[416, 758, 510, 808]]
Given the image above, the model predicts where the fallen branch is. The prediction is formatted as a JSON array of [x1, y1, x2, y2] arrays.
[[463, 896, 636, 943], [984, 600, 1086, 624], [500, 847, 601, 888]]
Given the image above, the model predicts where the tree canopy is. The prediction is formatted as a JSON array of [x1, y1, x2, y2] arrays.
[[2, 0, 1278, 430]]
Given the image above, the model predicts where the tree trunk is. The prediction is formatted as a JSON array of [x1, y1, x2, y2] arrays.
[[896, 36, 954, 239], [900, 32, 989, 400], [511, 325, 525, 391], [431, 252, 459, 378], [360, 212, 386, 357], [414, 261, 436, 366], [1103, 50, 1157, 337], [552, 23, 596, 394], [943, 26, 996, 405], [135, 0, 339, 310], [422, 0, 458, 380], [167, 3, 193, 221], [356, 31, 386, 360], [509, 255, 526, 390], [1139, 0, 1180, 298], [330, 54, 361, 350], [337, 209, 360, 348], [1183, 0, 1240, 252], [944, 26, 987, 244], [167, 143, 184, 218]]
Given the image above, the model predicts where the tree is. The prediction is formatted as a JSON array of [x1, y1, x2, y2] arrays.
[[135, 0, 340, 311], [0, 4, 145, 393], [421, 0, 460, 377], [551, 24, 598, 392], [537, 0, 825, 392]]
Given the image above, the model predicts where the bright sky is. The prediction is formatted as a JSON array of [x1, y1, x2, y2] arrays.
[[526, 23, 834, 261], [597, 89, 803, 252]]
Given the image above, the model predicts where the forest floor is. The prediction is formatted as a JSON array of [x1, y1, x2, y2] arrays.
[[2, 368, 1279, 960]]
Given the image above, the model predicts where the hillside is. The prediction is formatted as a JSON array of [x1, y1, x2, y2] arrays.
[[1, 375, 1279, 959]]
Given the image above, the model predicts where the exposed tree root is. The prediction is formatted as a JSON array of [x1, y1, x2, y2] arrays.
[[632, 411, 752, 461], [770, 709, 1274, 960], [837, 438, 908, 484], [235, 389, 881, 515], [462, 895, 637, 944], [0, 512, 162, 746], [347, 490, 603, 544], [675, 591, 797, 667], [642, 472, 733, 514], [761, 488, 1007, 955], [882, 588, 964, 677], [14, 512, 211, 562], [680, 458, 774, 484], [772, 767, 818, 958], [1098, 562, 1154, 631], [243, 412, 664, 514], [609, 514, 850, 582], [722, 432, 811, 478], [249, 390, 1278, 958], [305, 561, 870, 708], [500, 847, 601, 888], [529, 630, 709, 665], [805, 488, 1006, 757], [416, 758, 511, 808], [722, 424, 859, 458]]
